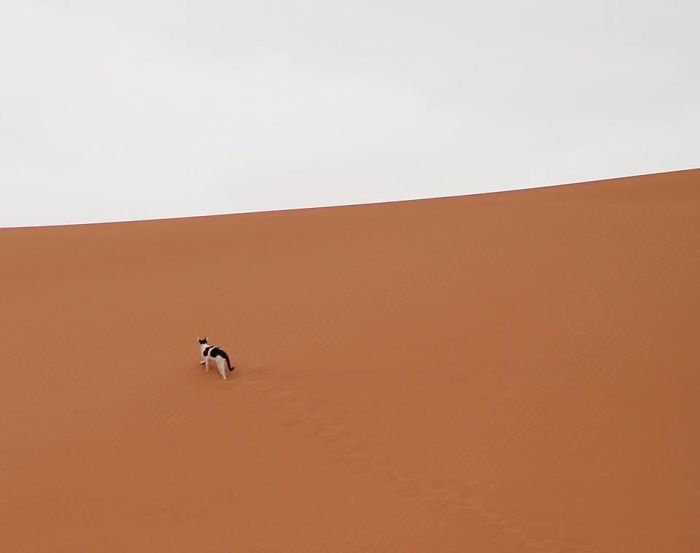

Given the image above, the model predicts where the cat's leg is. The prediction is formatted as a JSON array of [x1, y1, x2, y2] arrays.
[[217, 357, 227, 380], [204, 357, 210, 372]]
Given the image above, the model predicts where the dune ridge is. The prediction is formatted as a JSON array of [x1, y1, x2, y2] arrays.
[[1, 169, 699, 552]]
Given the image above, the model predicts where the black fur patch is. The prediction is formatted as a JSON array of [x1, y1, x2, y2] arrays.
[[202, 346, 211, 357], [210, 347, 233, 371]]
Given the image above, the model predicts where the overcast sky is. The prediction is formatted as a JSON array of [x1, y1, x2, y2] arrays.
[[1, 0, 698, 227]]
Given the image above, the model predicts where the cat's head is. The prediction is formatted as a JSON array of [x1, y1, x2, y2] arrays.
[[198, 337, 208, 345]]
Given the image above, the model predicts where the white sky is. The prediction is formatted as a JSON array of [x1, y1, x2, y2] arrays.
[[1, 0, 698, 228]]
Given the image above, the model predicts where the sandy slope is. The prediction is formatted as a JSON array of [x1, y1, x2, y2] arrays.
[[1, 170, 698, 552]]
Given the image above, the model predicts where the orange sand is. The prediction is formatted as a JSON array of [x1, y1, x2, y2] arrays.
[[1, 170, 698, 552]]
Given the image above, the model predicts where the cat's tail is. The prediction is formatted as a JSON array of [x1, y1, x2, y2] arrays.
[[224, 352, 234, 372]]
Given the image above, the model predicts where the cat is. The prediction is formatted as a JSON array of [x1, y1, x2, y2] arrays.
[[198, 337, 235, 380]]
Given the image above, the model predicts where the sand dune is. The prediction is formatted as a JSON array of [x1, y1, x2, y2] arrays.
[[1, 169, 698, 552]]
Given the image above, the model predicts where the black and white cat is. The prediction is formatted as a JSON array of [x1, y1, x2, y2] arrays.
[[198, 337, 235, 380]]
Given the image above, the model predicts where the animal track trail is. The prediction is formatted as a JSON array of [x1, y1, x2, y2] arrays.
[[250, 374, 603, 553]]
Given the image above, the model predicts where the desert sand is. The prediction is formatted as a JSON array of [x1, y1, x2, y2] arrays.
[[1, 169, 698, 552]]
